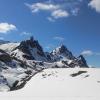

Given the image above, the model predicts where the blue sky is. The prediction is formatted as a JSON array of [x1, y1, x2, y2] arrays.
[[0, 0, 100, 67]]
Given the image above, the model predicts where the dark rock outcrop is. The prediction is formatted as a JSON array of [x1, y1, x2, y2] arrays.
[[12, 36, 46, 60], [0, 49, 11, 62], [77, 55, 89, 68]]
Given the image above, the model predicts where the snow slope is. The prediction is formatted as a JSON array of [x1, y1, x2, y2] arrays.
[[0, 43, 19, 52], [0, 68, 100, 100]]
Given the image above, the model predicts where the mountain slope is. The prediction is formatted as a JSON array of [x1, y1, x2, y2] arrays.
[[0, 43, 19, 53], [0, 48, 40, 91], [0, 68, 100, 100]]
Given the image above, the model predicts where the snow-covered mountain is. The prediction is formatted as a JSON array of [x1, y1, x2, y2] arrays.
[[0, 48, 40, 91], [11, 36, 47, 61], [51, 45, 75, 61], [0, 36, 89, 91], [49, 45, 88, 68]]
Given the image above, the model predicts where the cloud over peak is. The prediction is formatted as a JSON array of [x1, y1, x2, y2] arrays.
[[0, 23, 17, 34], [81, 50, 100, 56], [81, 50, 93, 56]]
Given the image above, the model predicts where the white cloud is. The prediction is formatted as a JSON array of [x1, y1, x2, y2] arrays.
[[81, 50, 100, 56], [25, 2, 69, 21], [88, 0, 100, 13], [47, 17, 55, 22], [25, 3, 59, 12], [25, 1, 85, 21], [53, 36, 64, 41], [21, 32, 31, 36], [81, 50, 93, 56], [0, 23, 17, 34], [51, 9, 69, 19]]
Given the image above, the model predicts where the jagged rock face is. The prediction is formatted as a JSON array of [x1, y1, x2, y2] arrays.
[[18, 37, 43, 54], [45, 52, 52, 61], [67, 55, 88, 68], [49, 45, 88, 68], [15, 37, 44, 55], [0, 49, 11, 62], [77, 55, 89, 68], [51, 45, 75, 61], [12, 37, 47, 61]]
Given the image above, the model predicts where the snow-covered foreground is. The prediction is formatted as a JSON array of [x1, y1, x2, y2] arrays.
[[0, 68, 100, 100]]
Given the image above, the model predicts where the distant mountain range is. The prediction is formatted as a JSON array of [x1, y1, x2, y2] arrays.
[[0, 40, 10, 45], [0, 36, 89, 92]]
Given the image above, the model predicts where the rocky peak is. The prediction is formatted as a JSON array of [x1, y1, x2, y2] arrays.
[[52, 45, 68, 54], [77, 55, 89, 68], [58, 45, 68, 53], [12, 36, 46, 61], [78, 55, 85, 61], [51, 44, 75, 60], [14, 36, 43, 53]]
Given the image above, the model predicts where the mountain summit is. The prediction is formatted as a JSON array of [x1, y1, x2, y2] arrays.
[[51, 44, 75, 61], [11, 36, 47, 61], [0, 36, 89, 91], [0, 36, 89, 68]]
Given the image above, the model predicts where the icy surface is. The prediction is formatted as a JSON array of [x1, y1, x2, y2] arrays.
[[0, 68, 100, 100]]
